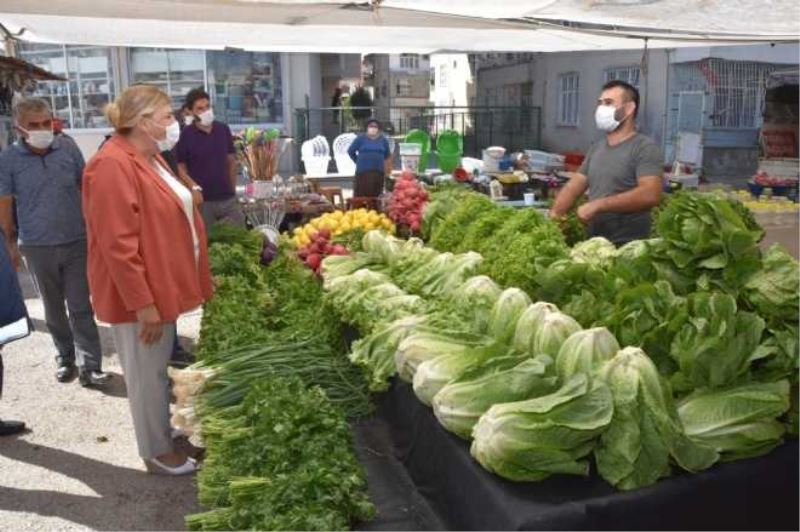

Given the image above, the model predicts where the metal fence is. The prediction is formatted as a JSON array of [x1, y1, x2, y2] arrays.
[[293, 105, 542, 170]]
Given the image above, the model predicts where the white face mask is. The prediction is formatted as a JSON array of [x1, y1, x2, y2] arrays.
[[595, 105, 621, 132], [23, 128, 54, 150], [183, 115, 195, 127], [366, 127, 379, 137], [149, 120, 181, 152], [197, 109, 214, 127]]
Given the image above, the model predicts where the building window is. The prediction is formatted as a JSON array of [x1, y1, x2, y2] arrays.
[[521, 82, 533, 107], [397, 78, 411, 96], [206, 50, 283, 124], [557, 72, 579, 126], [130, 48, 283, 124], [399, 54, 420, 70], [130, 48, 206, 110], [19, 43, 116, 129], [604, 66, 641, 88], [501, 84, 520, 106], [430, 67, 435, 89], [708, 60, 771, 129], [438, 65, 448, 89]]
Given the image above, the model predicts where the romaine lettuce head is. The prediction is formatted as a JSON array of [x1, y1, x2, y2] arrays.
[[412, 342, 506, 406], [594, 347, 718, 491], [677, 380, 790, 462], [512, 302, 559, 355], [448, 276, 503, 333], [555, 327, 620, 381], [488, 288, 532, 343], [669, 291, 765, 393], [533, 312, 582, 358], [470, 373, 613, 481], [362, 230, 401, 263], [321, 254, 372, 286], [742, 244, 800, 328], [439, 252, 484, 294], [349, 315, 429, 391], [433, 355, 558, 439], [394, 331, 488, 383]]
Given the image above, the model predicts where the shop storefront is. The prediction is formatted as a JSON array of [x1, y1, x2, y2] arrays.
[[18, 43, 284, 131]]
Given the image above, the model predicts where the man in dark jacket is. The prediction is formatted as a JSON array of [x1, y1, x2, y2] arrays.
[[1, 226, 28, 436]]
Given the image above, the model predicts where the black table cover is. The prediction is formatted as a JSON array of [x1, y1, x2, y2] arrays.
[[378, 379, 799, 531]]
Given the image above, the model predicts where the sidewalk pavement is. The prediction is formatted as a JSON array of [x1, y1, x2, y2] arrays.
[[0, 268, 202, 531]]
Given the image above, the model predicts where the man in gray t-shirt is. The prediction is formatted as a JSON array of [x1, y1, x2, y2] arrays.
[[550, 80, 663, 246]]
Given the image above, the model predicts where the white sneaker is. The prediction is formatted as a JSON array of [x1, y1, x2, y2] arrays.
[[145, 456, 199, 476]]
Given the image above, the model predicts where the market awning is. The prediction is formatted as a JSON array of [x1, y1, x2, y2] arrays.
[[0, 0, 797, 53], [0, 55, 65, 81], [377, 0, 800, 41]]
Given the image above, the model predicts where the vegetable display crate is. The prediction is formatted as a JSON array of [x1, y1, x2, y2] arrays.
[[747, 181, 800, 202], [377, 380, 799, 531]]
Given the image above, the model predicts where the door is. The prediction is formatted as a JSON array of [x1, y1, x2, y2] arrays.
[[676, 91, 705, 166]]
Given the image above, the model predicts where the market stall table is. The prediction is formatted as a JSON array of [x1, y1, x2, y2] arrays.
[[306, 172, 356, 192], [378, 379, 799, 531], [281, 195, 336, 231]]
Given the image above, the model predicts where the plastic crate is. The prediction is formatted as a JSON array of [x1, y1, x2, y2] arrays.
[[747, 181, 798, 199]]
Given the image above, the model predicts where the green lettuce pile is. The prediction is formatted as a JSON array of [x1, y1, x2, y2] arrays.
[[312, 189, 797, 494]]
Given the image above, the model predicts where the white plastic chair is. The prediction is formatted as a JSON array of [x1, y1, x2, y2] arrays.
[[333, 133, 357, 175], [301, 135, 331, 176]]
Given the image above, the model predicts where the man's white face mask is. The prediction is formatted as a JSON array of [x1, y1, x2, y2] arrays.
[[197, 109, 214, 127], [595, 104, 621, 132], [23, 128, 55, 150]]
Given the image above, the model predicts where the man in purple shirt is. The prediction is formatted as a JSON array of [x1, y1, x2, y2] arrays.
[[175, 88, 244, 229]]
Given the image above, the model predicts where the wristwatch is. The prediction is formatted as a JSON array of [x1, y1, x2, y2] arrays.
[[191, 185, 203, 192]]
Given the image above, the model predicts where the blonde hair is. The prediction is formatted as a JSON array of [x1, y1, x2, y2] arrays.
[[105, 84, 171, 134]]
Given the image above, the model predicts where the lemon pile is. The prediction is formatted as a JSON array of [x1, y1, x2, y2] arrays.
[[731, 190, 800, 213], [291, 209, 396, 247]]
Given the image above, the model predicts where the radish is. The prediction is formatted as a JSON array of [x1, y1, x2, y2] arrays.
[[332, 245, 348, 255], [317, 228, 332, 240], [306, 253, 322, 271]]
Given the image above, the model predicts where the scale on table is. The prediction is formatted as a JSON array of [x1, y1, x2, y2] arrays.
[[242, 198, 286, 244]]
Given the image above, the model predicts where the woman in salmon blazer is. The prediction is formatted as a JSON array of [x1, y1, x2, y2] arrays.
[[83, 85, 213, 475]]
